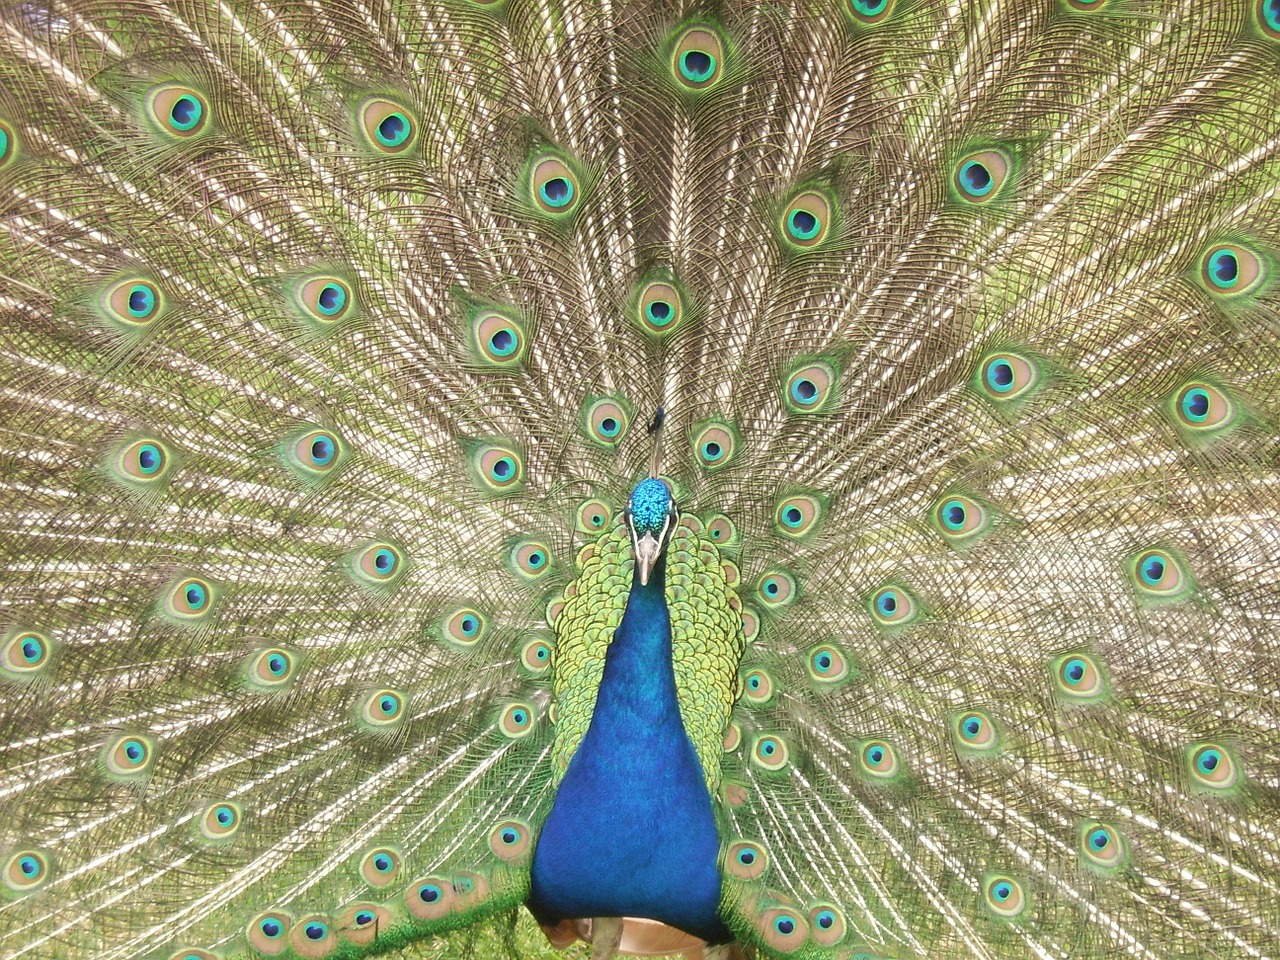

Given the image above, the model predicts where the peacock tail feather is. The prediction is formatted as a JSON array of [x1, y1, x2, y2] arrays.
[[1, 1, 1279, 958]]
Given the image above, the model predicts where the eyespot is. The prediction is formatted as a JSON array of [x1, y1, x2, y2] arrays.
[[844, 0, 894, 23], [977, 352, 1039, 402], [1199, 244, 1264, 296], [757, 571, 796, 609], [722, 722, 742, 752], [859, 739, 900, 780], [346, 541, 407, 592], [636, 279, 684, 334], [359, 688, 407, 728], [161, 576, 218, 623], [336, 902, 391, 946], [705, 513, 738, 548], [585, 399, 629, 446], [360, 847, 402, 887], [441, 608, 486, 647], [780, 190, 833, 249], [281, 427, 347, 486], [784, 361, 836, 414], [1260, 0, 1280, 37], [499, 702, 536, 738], [103, 734, 155, 778], [1171, 382, 1236, 435], [102, 278, 165, 329], [1128, 548, 1191, 602], [808, 903, 847, 946], [751, 734, 789, 771], [244, 646, 297, 691], [528, 155, 580, 216], [740, 668, 775, 706], [290, 915, 336, 957], [671, 26, 724, 90], [405, 875, 456, 921], [951, 710, 999, 753], [2, 630, 53, 679], [488, 819, 532, 861], [983, 875, 1026, 918], [1052, 652, 1107, 702], [147, 85, 209, 138], [520, 636, 553, 676], [1187, 742, 1239, 790], [169, 950, 218, 960], [576, 499, 613, 533], [472, 443, 524, 494], [953, 149, 1010, 202], [693, 422, 737, 470], [359, 97, 417, 153], [0, 120, 15, 168], [471, 308, 528, 366], [932, 495, 991, 545], [804, 644, 850, 685], [724, 840, 769, 880], [199, 801, 242, 840], [740, 606, 760, 643], [758, 907, 808, 953], [247, 911, 292, 954], [869, 585, 919, 628], [3, 850, 51, 893], [296, 275, 354, 326], [509, 540, 552, 581], [1078, 822, 1127, 872], [774, 494, 823, 540], [112, 437, 175, 487]]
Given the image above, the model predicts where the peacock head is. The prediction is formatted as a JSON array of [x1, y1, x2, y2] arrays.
[[626, 477, 677, 586]]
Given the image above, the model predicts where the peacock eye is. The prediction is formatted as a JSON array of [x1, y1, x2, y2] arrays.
[[953, 149, 1011, 202], [671, 27, 725, 91], [359, 97, 418, 152]]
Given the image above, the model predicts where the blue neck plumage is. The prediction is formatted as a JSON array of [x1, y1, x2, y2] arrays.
[[528, 557, 729, 944]]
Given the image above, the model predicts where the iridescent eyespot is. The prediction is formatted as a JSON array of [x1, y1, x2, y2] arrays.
[[3, 850, 51, 893], [2, 629, 53, 680], [102, 278, 165, 329], [1187, 742, 1240, 791], [724, 840, 769, 880], [780, 190, 834, 249], [740, 668, 775, 706], [859, 739, 900, 780], [509, 540, 552, 580], [247, 911, 291, 952], [844, 0, 894, 23], [336, 902, 391, 946], [869, 585, 919, 628], [722, 721, 742, 752], [406, 876, 456, 920], [751, 734, 789, 771], [359, 97, 417, 153], [758, 907, 808, 952], [977, 351, 1039, 402], [471, 443, 524, 494], [740, 606, 760, 643], [161, 575, 218, 623], [983, 875, 1026, 917], [586, 399, 629, 446], [281, 427, 347, 486], [527, 154, 581, 217], [1170, 381, 1237, 438], [784, 361, 836, 414], [147, 84, 209, 138], [0, 120, 14, 168], [774, 494, 822, 540], [1078, 822, 1127, 873], [520, 636, 553, 676], [471, 309, 528, 366], [290, 915, 335, 954], [671, 26, 724, 90], [1127, 548, 1191, 602], [103, 734, 155, 778], [808, 903, 846, 946], [488, 819, 532, 860], [1051, 652, 1107, 702], [359, 847, 402, 887], [635, 279, 685, 334], [499, 702, 536, 738], [807, 644, 851, 684], [953, 149, 1010, 202], [346, 541, 407, 592], [1199, 243, 1264, 296], [756, 570, 796, 609], [1260, 0, 1280, 37], [705, 513, 738, 548], [199, 801, 242, 840], [576, 499, 612, 533], [951, 710, 999, 753], [359, 688, 407, 728], [297, 275, 354, 326], [441, 608, 486, 647], [244, 646, 297, 691], [932, 495, 991, 546], [692, 421, 737, 470]]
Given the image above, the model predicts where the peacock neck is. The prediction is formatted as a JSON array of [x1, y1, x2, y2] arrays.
[[528, 556, 730, 944]]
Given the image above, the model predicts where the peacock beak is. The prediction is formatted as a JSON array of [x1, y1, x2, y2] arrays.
[[633, 531, 662, 586]]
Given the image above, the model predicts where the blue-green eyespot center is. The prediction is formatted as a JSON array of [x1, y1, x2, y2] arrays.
[[941, 499, 966, 530], [774, 916, 796, 935], [986, 358, 1014, 392], [20, 636, 43, 663], [124, 739, 146, 764], [1205, 248, 1239, 289], [317, 283, 346, 316], [304, 921, 329, 940], [1197, 747, 1222, 775], [993, 882, 1012, 901], [260, 919, 283, 938], [136, 443, 163, 474], [539, 176, 574, 208], [127, 284, 156, 318], [645, 300, 674, 325], [169, 95, 203, 131], [850, 0, 890, 14], [958, 159, 992, 196], [787, 208, 820, 240], [1263, 0, 1280, 32], [489, 327, 518, 356], [376, 112, 411, 147], [1139, 553, 1167, 586], [1180, 387, 1210, 422], [184, 582, 207, 610], [310, 435, 336, 465], [680, 49, 717, 83]]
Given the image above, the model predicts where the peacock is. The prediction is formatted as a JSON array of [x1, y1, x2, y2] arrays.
[[2, 1, 1279, 958]]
